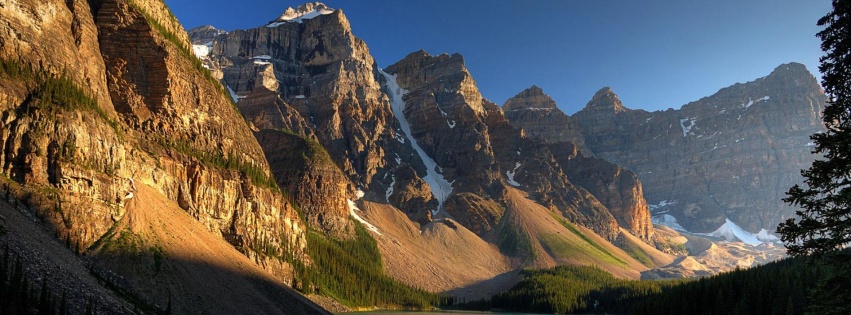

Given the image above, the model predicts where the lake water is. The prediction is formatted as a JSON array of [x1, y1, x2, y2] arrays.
[[339, 312, 539, 315]]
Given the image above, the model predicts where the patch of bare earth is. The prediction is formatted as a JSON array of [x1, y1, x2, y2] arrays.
[[497, 187, 650, 279], [356, 200, 512, 301], [89, 184, 329, 315]]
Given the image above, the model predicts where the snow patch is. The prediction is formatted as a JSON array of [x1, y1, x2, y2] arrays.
[[348, 199, 382, 236], [192, 44, 211, 59], [701, 218, 762, 246], [253, 55, 272, 60], [652, 214, 688, 232], [226, 85, 245, 103], [505, 162, 522, 187], [253, 60, 271, 66], [680, 118, 696, 137], [267, 5, 335, 27], [756, 229, 781, 243], [385, 175, 395, 202], [649, 200, 676, 211], [806, 142, 816, 147], [447, 120, 456, 128], [740, 96, 770, 110], [293, 95, 306, 99], [380, 69, 453, 214]]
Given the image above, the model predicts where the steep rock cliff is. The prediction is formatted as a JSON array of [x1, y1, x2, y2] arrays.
[[502, 86, 653, 243], [0, 0, 317, 312], [194, 5, 437, 230], [573, 64, 826, 233], [503, 86, 591, 155]]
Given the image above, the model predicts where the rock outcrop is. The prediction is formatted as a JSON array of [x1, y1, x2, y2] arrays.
[[0, 0, 318, 312], [196, 4, 436, 231], [503, 86, 591, 155], [572, 63, 826, 233], [503, 86, 654, 243]]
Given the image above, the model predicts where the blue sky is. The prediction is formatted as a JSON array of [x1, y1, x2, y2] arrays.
[[167, 0, 829, 114]]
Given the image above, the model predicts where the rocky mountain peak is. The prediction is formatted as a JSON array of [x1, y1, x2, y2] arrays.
[[762, 62, 822, 92], [503, 85, 558, 111], [187, 25, 226, 45], [584, 86, 627, 113], [769, 62, 810, 78], [270, 2, 336, 25], [386, 50, 484, 114]]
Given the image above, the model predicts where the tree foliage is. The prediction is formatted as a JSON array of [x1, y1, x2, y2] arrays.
[[780, 0, 851, 257], [780, 2, 851, 314], [0, 248, 62, 315], [458, 256, 826, 315], [300, 224, 451, 309]]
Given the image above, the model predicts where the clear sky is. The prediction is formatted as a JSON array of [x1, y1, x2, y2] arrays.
[[166, 0, 830, 114]]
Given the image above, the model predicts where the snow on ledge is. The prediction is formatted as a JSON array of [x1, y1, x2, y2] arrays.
[[506, 162, 522, 187], [267, 3, 335, 27]]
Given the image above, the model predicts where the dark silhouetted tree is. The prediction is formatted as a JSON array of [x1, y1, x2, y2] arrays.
[[780, 1, 851, 314]]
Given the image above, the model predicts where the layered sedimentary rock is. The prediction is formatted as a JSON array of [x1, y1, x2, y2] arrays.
[[194, 5, 437, 230], [503, 86, 591, 155], [572, 64, 826, 233], [503, 86, 654, 243], [0, 0, 317, 312], [383, 52, 620, 240]]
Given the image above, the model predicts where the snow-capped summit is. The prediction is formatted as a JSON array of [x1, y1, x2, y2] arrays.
[[267, 2, 335, 27]]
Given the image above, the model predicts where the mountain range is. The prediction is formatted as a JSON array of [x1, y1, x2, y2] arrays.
[[0, 1, 823, 313]]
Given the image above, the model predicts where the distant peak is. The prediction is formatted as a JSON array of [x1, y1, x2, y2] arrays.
[[768, 62, 811, 78], [267, 2, 335, 26], [503, 85, 558, 111], [584, 87, 627, 112]]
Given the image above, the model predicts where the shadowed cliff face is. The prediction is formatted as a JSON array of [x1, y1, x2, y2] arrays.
[[381, 51, 622, 240], [502, 86, 654, 243], [572, 63, 827, 233], [0, 0, 315, 311]]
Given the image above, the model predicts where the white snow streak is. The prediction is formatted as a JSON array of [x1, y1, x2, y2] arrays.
[[348, 199, 382, 236], [226, 85, 245, 103], [741, 96, 770, 110], [379, 69, 453, 214], [385, 175, 395, 202], [506, 162, 522, 187]]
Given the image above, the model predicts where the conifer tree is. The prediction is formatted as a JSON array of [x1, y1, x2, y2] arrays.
[[781, 0, 851, 258], [780, 1, 851, 314]]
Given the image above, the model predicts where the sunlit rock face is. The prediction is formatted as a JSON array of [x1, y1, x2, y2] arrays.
[[0, 0, 315, 312], [572, 63, 827, 233], [194, 5, 438, 233]]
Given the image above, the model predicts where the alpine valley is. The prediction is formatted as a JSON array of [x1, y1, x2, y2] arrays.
[[0, 1, 825, 314]]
